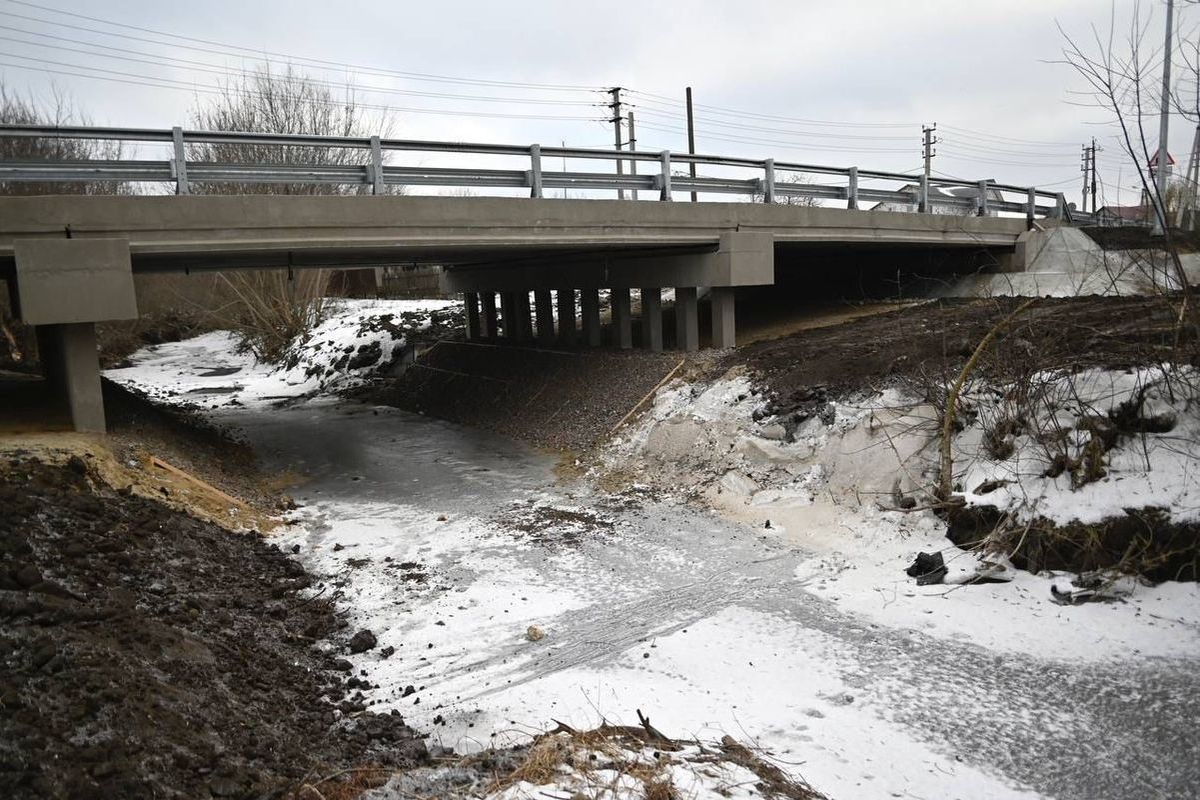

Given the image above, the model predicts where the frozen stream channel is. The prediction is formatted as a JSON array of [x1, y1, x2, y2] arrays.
[[219, 404, 1200, 800], [107, 327, 1200, 800]]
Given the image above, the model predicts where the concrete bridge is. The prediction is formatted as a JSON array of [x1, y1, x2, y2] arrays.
[[0, 125, 1074, 432]]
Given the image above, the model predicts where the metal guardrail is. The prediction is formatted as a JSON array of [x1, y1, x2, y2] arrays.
[[0, 123, 1077, 224]]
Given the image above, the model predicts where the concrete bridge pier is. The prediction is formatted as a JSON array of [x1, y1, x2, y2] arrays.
[[641, 288, 663, 352], [580, 288, 602, 347], [480, 292, 498, 339], [515, 291, 534, 341], [440, 231, 775, 353], [498, 292, 516, 340], [710, 287, 736, 349], [611, 287, 633, 349], [675, 287, 699, 352], [12, 238, 137, 433], [464, 292, 482, 340], [557, 289, 577, 346], [534, 289, 555, 346]]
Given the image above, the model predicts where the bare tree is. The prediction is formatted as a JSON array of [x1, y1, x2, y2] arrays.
[[1057, 3, 1199, 343], [187, 64, 397, 360], [749, 172, 821, 206], [0, 81, 126, 196], [187, 63, 393, 196]]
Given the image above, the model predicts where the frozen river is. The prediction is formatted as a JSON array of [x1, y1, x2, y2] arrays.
[[106, 325, 1200, 800], [215, 401, 1198, 800]]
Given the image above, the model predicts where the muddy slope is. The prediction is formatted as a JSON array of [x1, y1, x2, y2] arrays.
[[0, 457, 426, 800], [734, 294, 1191, 417]]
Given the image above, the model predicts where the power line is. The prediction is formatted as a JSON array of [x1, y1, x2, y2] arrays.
[[0, 30, 604, 108], [939, 124, 1081, 148], [633, 119, 914, 153], [0, 58, 603, 122], [0, 27, 600, 107], [630, 106, 911, 142], [623, 88, 916, 129], [0, 0, 601, 93]]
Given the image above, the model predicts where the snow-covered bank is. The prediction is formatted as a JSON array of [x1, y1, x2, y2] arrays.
[[604, 371, 1200, 660], [108, 298, 458, 408], [104, 324, 1200, 800]]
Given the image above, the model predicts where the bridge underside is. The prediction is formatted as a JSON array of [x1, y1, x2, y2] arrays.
[[0, 194, 1033, 432]]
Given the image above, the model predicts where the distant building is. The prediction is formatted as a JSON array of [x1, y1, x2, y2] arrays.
[[869, 183, 1005, 217], [1094, 204, 1150, 226]]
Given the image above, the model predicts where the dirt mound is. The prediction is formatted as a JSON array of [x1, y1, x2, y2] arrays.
[[372, 341, 689, 452], [735, 294, 1189, 418], [0, 458, 426, 800]]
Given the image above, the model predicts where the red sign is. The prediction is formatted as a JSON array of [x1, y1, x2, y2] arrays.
[[1148, 149, 1176, 167]]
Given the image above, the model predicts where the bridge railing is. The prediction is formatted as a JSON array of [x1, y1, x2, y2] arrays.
[[0, 123, 1077, 223]]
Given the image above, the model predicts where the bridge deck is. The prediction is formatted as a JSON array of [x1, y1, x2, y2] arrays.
[[0, 195, 1028, 275]]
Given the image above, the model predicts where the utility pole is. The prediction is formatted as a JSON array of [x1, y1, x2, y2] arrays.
[[686, 86, 698, 202], [628, 111, 638, 201], [1081, 143, 1091, 213], [1080, 138, 1099, 213], [922, 124, 938, 180], [1152, 0, 1174, 236], [609, 87, 625, 200], [1181, 125, 1200, 229]]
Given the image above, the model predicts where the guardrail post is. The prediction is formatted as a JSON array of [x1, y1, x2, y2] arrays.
[[847, 167, 859, 210], [659, 151, 672, 201], [1026, 187, 1036, 228], [171, 126, 189, 195], [917, 173, 928, 213], [763, 159, 776, 204], [529, 143, 543, 199], [369, 136, 385, 195], [1054, 192, 1067, 220], [977, 180, 989, 217]]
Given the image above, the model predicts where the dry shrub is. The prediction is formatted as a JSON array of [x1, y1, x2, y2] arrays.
[[210, 269, 331, 363], [481, 719, 826, 800]]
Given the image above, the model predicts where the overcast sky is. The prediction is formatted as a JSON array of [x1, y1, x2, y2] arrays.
[[1, 0, 1196, 207]]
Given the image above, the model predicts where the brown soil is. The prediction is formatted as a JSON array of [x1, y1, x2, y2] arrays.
[[0, 456, 427, 800], [369, 341, 692, 452], [1081, 225, 1200, 253], [734, 294, 1192, 418]]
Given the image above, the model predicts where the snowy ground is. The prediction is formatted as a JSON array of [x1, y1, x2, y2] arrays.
[[108, 298, 457, 409], [105, 321, 1200, 800]]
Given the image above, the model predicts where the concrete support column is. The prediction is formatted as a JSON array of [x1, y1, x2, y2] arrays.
[[534, 289, 555, 346], [674, 286, 699, 352], [556, 288, 577, 345], [515, 291, 534, 341], [500, 291, 518, 340], [710, 287, 736, 349], [464, 292, 482, 340], [480, 292, 498, 339], [611, 287, 633, 349], [580, 288, 602, 347], [641, 287, 663, 352], [38, 323, 105, 433]]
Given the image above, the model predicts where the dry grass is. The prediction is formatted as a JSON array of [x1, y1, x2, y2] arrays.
[[474, 718, 827, 800], [210, 269, 333, 363]]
